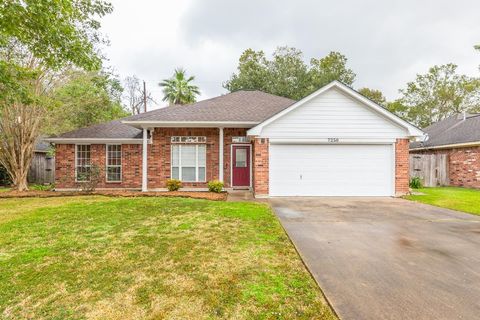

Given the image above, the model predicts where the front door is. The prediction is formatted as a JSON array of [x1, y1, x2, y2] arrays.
[[232, 145, 250, 187]]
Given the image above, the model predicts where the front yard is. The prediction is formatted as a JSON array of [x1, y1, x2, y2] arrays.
[[0, 196, 335, 319], [405, 187, 480, 216]]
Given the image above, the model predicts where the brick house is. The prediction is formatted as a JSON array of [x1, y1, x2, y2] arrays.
[[410, 113, 480, 189], [47, 81, 424, 197]]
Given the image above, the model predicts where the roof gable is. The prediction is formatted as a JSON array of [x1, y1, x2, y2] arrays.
[[247, 81, 424, 138]]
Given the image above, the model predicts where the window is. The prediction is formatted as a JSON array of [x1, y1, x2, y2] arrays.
[[76, 145, 91, 181], [171, 145, 206, 182], [106, 145, 122, 182], [171, 136, 206, 143], [235, 148, 247, 167]]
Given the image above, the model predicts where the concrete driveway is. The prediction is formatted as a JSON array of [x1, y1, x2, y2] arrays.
[[270, 197, 480, 320]]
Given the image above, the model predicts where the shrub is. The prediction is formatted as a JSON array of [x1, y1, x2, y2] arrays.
[[30, 184, 54, 191], [166, 179, 182, 191], [409, 176, 423, 189], [208, 180, 224, 193], [76, 164, 102, 192]]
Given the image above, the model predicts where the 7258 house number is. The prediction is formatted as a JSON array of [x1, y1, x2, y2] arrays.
[[328, 138, 339, 143]]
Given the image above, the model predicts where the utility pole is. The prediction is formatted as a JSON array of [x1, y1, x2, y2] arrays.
[[143, 80, 147, 113]]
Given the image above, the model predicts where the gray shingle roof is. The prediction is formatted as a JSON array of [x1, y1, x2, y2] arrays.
[[410, 113, 480, 149], [52, 90, 295, 139], [54, 120, 143, 139], [125, 90, 295, 122]]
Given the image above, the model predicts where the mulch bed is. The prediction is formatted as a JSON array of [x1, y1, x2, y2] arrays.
[[0, 190, 227, 201]]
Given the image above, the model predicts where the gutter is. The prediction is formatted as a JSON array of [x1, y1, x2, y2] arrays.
[[121, 120, 259, 128]]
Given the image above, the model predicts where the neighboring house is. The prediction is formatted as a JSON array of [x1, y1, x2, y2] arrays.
[[46, 81, 423, 197], [28, 139, 55, 184], [410, 113, 480, 189]]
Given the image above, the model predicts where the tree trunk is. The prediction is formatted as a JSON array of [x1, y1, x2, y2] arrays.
[[0, 101, 43, 192]]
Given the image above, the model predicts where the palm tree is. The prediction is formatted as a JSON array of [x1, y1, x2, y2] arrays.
[[159, 68, 200, 105]]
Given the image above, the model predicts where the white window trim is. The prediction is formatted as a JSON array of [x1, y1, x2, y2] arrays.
[[106, 144, 122, 183], [171, 144, 206, 182], [75, 144, 91, 182], [230, 144, 252, 188]]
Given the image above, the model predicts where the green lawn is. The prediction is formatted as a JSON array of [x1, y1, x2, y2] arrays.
[[0, 196, 335, 320], [405, 187, 480, 216], [0, 187, 9, 193]]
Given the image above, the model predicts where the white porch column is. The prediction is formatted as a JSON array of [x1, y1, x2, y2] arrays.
[[218, 127, 224, 182], [142, 128, 148, 192]]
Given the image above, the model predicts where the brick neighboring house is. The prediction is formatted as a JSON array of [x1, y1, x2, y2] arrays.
[[410, 113, 480, 189], [47, 81, 424, 197]]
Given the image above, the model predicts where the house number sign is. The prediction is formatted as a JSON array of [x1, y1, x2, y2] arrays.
[[328, 138, 339, 143]]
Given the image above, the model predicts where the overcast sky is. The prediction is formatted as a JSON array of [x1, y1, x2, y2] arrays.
[[101, 0, 480, 109]]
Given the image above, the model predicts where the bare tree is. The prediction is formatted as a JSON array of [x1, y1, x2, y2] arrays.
[[123, 75, 155, 114]]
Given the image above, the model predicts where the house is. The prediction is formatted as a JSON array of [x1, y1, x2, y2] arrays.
[[410, 113, 480, 188], [47, 81, 424, 197]]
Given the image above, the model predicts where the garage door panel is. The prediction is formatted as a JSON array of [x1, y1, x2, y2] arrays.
[[269, 144, 393, 196]]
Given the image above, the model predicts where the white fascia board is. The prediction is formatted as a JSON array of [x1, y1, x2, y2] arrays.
[[45, 138, 145, 144], [121, 120, 258, 128], [410, 141, 480, 151], [247, 80, 425, 138]]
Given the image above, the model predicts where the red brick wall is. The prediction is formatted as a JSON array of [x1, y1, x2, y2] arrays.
[[149, 127, 249, 188], [411, 146, 480, 188], [149, 128, 219, 188], [54, 128, 250, 190], [252, 138, 269, 196], [55, 144, 142, 189], [395, 138, 410, 195]]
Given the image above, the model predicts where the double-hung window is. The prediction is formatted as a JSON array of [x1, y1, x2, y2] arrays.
[[106, 145, 122, 182], [76, 145, 91, 181], [171, 144, 206, 182]]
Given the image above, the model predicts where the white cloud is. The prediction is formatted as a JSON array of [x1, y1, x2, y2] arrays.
[[101, 0, 480, 108]]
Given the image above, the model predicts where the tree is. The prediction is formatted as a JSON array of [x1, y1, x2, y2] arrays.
[[224, 47, 356, 100], [309, 51, 356, 89], [0, 0, 113, 191], [159, 68, 200, 105], [268, 47, 310, 100], [0, 0, 112, 71], [358, 87, 387, 106], [397, 64, 480, 128], [223, 49, 271, 93], [45, 71, 129, 135], [123, 75, 155, 114]]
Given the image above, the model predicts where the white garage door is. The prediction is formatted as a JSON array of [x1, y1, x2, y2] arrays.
[[269, 144, 394, 196]]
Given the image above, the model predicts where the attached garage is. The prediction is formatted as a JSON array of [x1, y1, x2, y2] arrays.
[[248, 81, 425, 197], [269, 144, 394, 196]]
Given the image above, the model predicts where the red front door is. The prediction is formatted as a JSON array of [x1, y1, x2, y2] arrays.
[[232, 146, 250, 187]]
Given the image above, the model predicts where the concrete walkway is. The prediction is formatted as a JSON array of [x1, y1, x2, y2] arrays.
[[270, 197, 480, 320]]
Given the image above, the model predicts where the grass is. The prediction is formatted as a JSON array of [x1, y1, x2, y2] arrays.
[[0, 196, 335, 319], [405, 187, 480, 216], [0, 187, 10, 193]]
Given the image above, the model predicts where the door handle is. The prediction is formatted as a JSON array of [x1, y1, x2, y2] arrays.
[[300, 174, 302, 180]]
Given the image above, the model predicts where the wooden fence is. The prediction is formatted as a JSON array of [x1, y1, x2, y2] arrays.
[[28, 152, 55, 184], [409, 154, 449, 187]]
